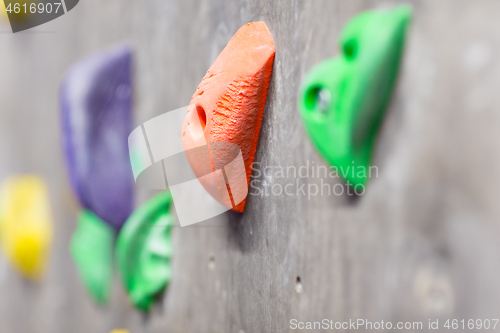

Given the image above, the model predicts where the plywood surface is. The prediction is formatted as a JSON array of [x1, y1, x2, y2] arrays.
[[1, 0, 500, 332]]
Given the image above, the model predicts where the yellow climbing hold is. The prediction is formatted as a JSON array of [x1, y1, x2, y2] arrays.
[[110, 330, 129, 333], [0, 0, 8, 21], [0, 175, 53, 280]]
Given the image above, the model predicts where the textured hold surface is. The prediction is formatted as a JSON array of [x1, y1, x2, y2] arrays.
[[0, 175, 53, 280], [115, 191, 174, 312], [70, 209, 115, 305], [299, 6, 412, 187], [182, 21, 275, 213], [60, 44, 134, 229]]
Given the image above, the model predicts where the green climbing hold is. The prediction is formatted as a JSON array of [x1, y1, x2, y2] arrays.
[[298, 5, 412, 187], [115, 191, 174, 311], [70, 209, 115, 305]]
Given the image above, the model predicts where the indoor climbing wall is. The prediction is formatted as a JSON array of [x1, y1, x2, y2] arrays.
[[1, 0, 500, 332]]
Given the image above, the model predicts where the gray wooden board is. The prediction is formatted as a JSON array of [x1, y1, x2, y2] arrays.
[[0, 0, 500, 332]]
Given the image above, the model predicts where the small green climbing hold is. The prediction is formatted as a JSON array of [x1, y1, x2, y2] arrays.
[[70, 209, 115, 305], [115, 191, 174, 311], [298, 5, 412, 187]]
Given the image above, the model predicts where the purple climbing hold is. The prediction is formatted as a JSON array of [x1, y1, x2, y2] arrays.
[[60, 44, 134, 229]]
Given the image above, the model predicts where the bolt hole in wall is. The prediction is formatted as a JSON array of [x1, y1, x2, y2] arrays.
[[208, 254, 215, 271], [295, 276, 302, 294]]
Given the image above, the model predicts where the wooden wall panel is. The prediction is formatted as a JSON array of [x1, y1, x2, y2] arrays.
[[0, 0, 499, 332]]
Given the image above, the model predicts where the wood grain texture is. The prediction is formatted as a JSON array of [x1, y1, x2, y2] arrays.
[[1, 0, 500, 332]]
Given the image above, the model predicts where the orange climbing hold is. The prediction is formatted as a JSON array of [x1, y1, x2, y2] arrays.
[[182, 21, 275, 213]]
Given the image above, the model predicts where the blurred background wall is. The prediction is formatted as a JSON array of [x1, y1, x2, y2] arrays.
[[1, 0, 500, 332]]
